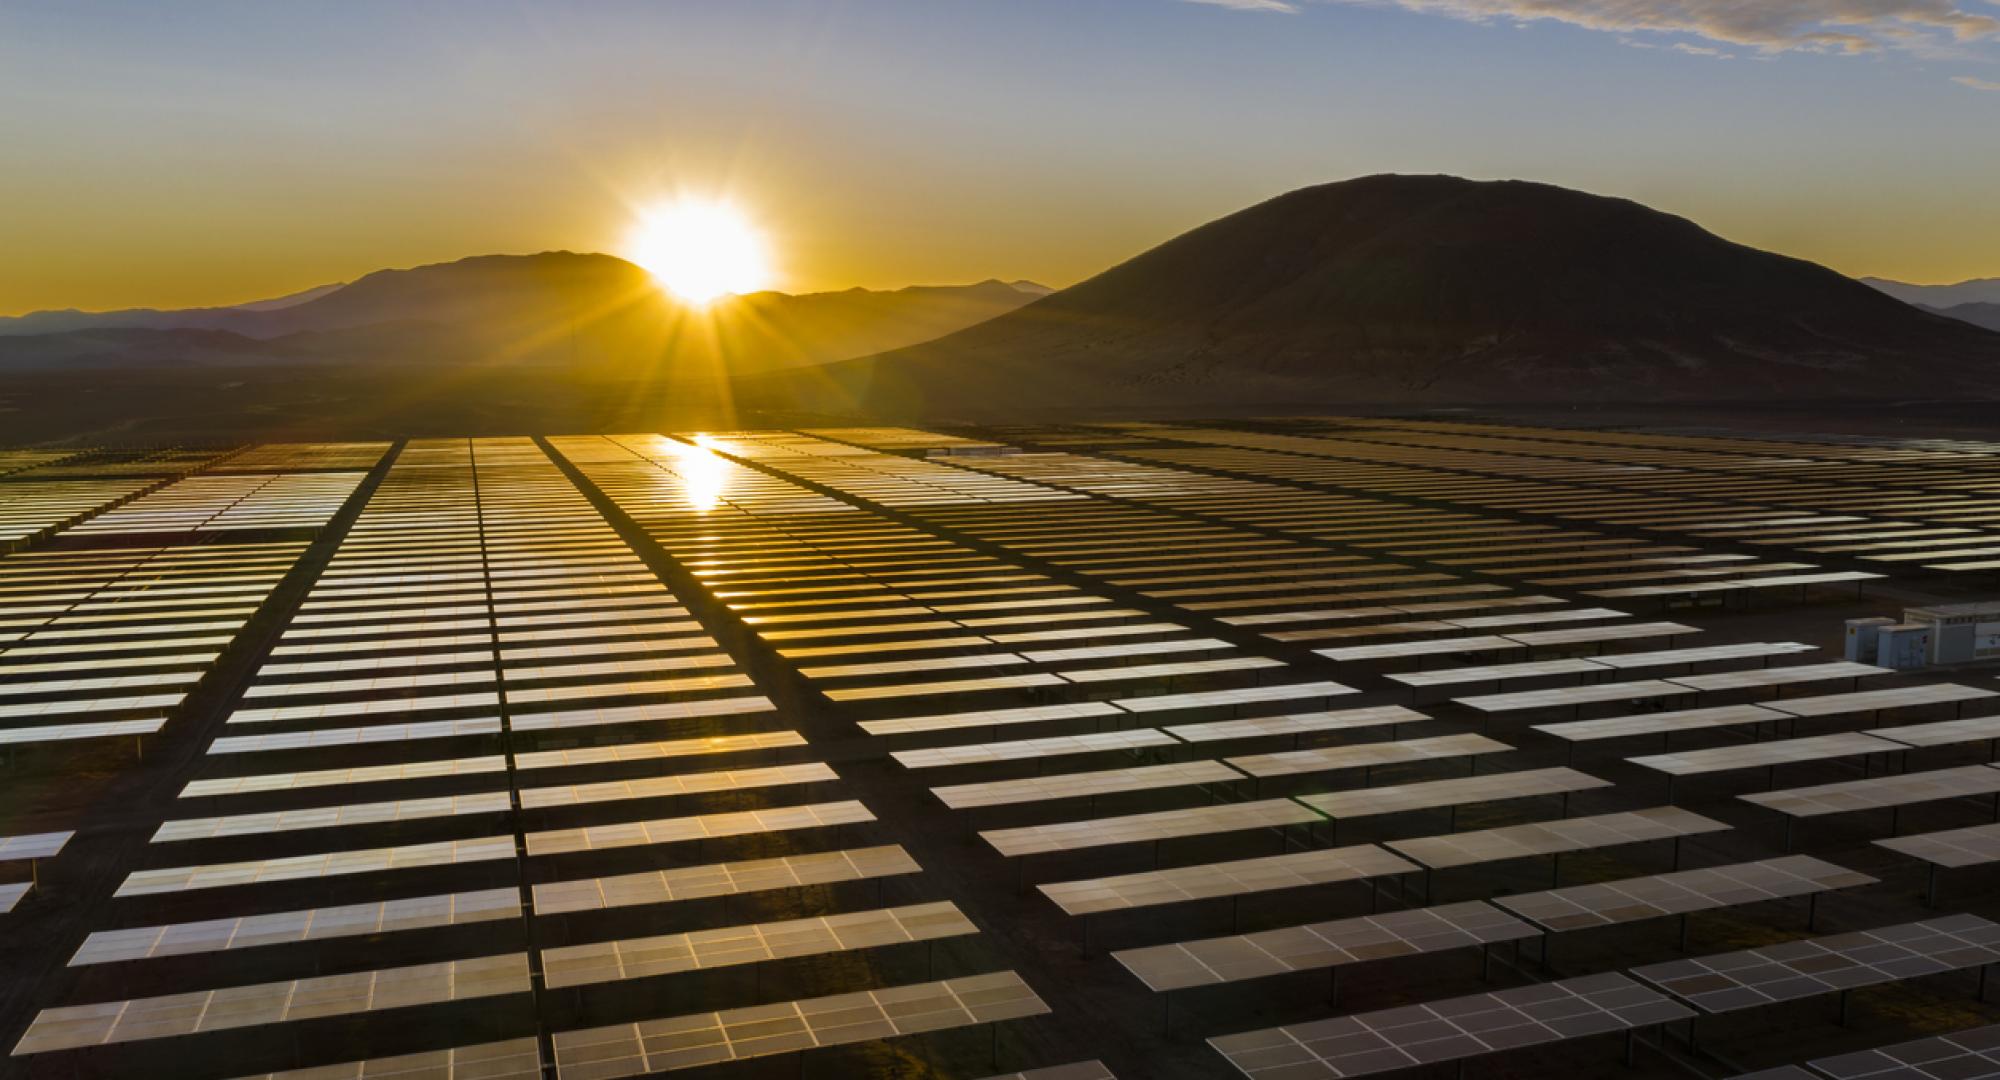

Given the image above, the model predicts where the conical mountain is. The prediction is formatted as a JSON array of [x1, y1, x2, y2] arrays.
[[744, 174, 2000, 415]]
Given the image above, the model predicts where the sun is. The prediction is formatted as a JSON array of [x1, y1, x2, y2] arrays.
[[623, 199, 772, 305]]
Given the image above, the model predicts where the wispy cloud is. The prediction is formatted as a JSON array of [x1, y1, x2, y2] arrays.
[[1184, 0, 1301, 12], [1670, 41, 1732, 59], [1230, 1, 2000, 55], [1956, 74, 2000, 89]]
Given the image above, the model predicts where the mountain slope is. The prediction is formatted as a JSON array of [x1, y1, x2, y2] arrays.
[[1864, 277, 2000, 309], [229, 282, 346, 312], [742, 175, 2000, 415], [1930, 302, 2000, 333], [0, 254, 1047, 375]]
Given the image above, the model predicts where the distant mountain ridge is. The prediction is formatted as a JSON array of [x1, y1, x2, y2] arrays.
[[1864, 276, 2000, 309], [1928, 302, 2000, 333], [1859, 274, 2000, 333], [0, 253, 1049, 374], [0, 281, 348, 336], [740, 174, 2000, 415], [230, 282, 347, 312]]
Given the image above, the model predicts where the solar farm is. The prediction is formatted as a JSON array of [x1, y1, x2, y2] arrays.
[[8, 418, 2000, 1078]]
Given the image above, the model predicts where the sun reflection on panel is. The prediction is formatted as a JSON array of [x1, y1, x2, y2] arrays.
[[673, 435, 730, 512]]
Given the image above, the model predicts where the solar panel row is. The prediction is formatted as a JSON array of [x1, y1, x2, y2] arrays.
[[12, 418, 2000, 1079]]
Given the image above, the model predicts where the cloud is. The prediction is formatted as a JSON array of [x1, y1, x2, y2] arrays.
[[1184, 0, 1301, 11], [1303, 1, 2000, 54], [1956, 74, 2000, 89]]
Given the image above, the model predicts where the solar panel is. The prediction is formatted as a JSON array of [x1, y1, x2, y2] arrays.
[[1390, 658, 1603, 689], [1004, 622, 1186, 645], [1038, 845, 1417, 917], [179, 755, 508, 797], [525, 800, 874, 856], [1809, 1021, 2000, 1079], [116, 835, 517, 896], [1165, 705, 1426, 745], [0, 669, 203, 699], [1586, 642, 1818, 670], [541, 900, 977, 988], [1207, 971, 1691, 1079], [1114, 900, 1536, 991], [1586, 571, 1881, 599], [1743, 765, 2000, 819], [1272, 618, 1461, 644], [1534, 704, 1783, 745], [892, 729, 1175, 770], [1299, 767, 1611, 822], [1060, 656, 1284, 685], [1388, 807, 1728, 870], [1628, 732, 1900, 778], [0, 692, 183, 721], [512, 730, 805, 770], [1510, 621, 1698, 647], [13, 953, 532, 1054], [1225, 733, 1508, 780], [517, 762, 837, 810], [228, 691, 500, 727], [507, 695, 776, 734], [505, 671, 754, 707], [1765, 684, 1997, 720], [827, 672, 1065, 701], [982, 799, 1318, 859], [1873, 714, 2000, 750], [0, 881, 28, 913], [151, 790, 512, 842], [933, 761, 1243, 811], [533, 845, 920, 915], [1115, 681, 1356, 714], [1452, 607, 1628, 630], [800, 652, 1034, 681], [0, 831, 72, 862], [1494, 856, 1874, 932], [70, 888, 521, 965], [1879, 822, 2000, 869], [242, 669, 497, 705], [860, 702, 1121, 737], [1664, 661, 1890, 693], [1023, 637, 1233, 664], [1230, 593, 1515, 631], [208, 717, 501, 754], [1633, 914, 2000, 1014], [1454, 679, 1689, 715], [1318, 635, 1519, 662], [548, 969, 1049, 1077]]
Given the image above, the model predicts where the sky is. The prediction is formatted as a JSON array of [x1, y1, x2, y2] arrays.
[[2, 0, 1998, 316]]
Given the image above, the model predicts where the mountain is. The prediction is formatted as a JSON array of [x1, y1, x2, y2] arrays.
[[1864, 276, 2000, 309], [1930, 302, 2000, 333], [225, 282, 347, 312], [740, 174, 2000, 416], [0, 282, 348, 336], [0, 254, 1047, 375]]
